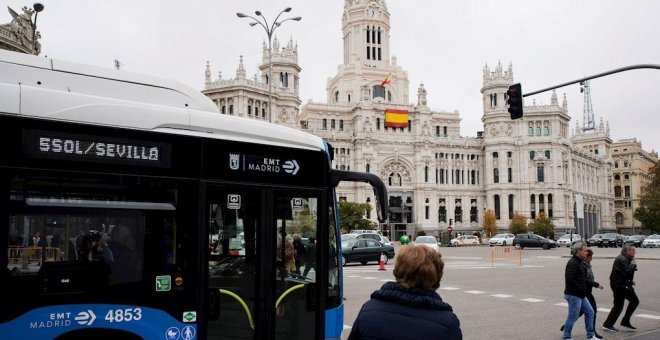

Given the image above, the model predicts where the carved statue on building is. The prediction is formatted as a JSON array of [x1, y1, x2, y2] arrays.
[[0, 6, 40, 54], [417, 83, 427, 107]]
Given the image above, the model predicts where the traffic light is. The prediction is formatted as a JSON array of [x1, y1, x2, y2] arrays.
[[507, 83, 523, 120]]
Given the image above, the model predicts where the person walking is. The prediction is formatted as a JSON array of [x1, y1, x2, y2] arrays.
[[602, 244, 639, 332], [561, 248, 604, 338], [562, 241, 598, 340], [348, 245, 462, 340], [302, 237, 316, 278]]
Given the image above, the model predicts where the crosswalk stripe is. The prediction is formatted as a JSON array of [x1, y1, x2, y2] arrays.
[[440, 287, 461, 290], [343, 325, 352, 329], [491, 294, 513, 298], [597, 308, 611, 313], [464, 290, 485, 294], [555, 302, 568, 307], [636, 314, 660, 320], [521, 298, 544, 303]]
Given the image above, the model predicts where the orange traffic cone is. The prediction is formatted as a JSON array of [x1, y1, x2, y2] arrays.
[[378, 252, 386, 271]]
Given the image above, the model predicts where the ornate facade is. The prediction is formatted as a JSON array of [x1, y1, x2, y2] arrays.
[[0, 6, 41, 55], [202, 37, 301, 129], [203, 0, 627, 238], [611, 139, 658, 234]]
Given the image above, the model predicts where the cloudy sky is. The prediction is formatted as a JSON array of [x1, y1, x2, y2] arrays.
[[4, 0, 660, 152]]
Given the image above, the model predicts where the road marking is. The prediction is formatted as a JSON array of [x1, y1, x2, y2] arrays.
[[464, 290, 485, 294], [440, 287, 461, 290], [597, 308, 611, 313], [379, 279, 394, 282], [345, 275, 361, 278], [491, 294, 513, 298], [361, 276, 377, 280], [555, 302, 568, 307], [521, 298, 544, 303], [343, 325, 352, 329], [536, 256, 561, 259], [636, 314, 660, 320], [443, 256, 483, 260]]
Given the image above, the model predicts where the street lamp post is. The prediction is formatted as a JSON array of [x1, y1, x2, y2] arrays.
[[31, 3, 44, 55], [236, 8, 301, 124]]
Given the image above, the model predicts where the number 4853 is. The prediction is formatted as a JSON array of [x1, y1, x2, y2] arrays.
[[105, 308, 143, 323]]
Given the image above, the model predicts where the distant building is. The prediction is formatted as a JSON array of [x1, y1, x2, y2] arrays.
[[0, 6, 41, 55], [203, 0, 623, 238], [202, 38, 302, 130], [610, 139, 659, 234]]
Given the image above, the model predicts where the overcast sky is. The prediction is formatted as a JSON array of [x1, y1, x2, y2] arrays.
[[5, 0, 660, 152]]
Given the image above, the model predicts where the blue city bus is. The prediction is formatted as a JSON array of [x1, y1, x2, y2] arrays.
[[0, 50, 387, 340]]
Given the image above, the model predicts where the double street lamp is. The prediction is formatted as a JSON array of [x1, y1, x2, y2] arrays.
[[31, 2, 44, 55], [236, 8, 301, 124]]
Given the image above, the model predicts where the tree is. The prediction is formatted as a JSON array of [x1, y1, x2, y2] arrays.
[[482, 209, 497, 238], [528, 211, 555, 238], [509, 213, 528, 235], [635, 163, 660, 233], [338, 201, 375, 232]]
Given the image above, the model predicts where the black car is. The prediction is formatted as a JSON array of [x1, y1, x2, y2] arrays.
[[513, 233, 557, 250], [624, 235, 646, 247], [586, 234, 603, 247], [600, 233, 624, 247], [341, 239, 394, 266]]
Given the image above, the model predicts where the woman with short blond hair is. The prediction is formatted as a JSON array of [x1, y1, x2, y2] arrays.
[[348, 245, 462, 340]]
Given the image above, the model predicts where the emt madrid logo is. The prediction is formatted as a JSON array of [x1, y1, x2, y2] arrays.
[[228, 154, 299, 176]]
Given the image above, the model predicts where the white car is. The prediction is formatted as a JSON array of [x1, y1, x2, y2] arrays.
[[450, 235, 479, 246], [488, 233, 516, 246], [641, 234, 660, 248], [414, 236, 440, 252], [556, 234, 582, 247]]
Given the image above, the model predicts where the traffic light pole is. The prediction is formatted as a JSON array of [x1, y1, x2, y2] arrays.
[[523, 64, 660, 97]]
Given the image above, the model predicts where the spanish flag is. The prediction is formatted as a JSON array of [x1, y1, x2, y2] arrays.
[[380, 73, 392, 87], [384, 109, 408, 128]]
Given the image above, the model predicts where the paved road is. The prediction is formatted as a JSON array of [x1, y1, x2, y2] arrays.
[[341, 246, 660, 340]]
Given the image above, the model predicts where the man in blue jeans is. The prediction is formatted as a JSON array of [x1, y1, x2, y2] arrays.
[[563, 241, 599, 340]]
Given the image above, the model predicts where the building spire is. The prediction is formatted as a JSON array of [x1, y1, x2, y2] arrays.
[[205, 61, 211, 83], [236, 55, 246, 79]]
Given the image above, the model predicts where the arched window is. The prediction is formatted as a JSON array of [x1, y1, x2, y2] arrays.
[[494, 195, 500, 220], [530, 194, 536, 219], [322, 119, 327, 130], [331, 119, 336, 130], [614, 186, 622, 197], [528, 123, 534, 136], [539, 194, 545, 213], [614, 174, 620, 180], [493, 168, 499, 183], [615, 212, 624, 225], [548, 194, 553, 217], [339, 120, 344, 131], [334, 91, 339, 103], [508, 194, 514, 219]]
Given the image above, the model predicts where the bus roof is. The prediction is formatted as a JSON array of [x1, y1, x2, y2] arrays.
[[0, 49, 325, 152]]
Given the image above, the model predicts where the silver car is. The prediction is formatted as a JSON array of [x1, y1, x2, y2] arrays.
[[414, 236, 440, 252]]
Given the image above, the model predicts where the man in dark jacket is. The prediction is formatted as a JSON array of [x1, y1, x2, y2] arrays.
[[348, 245, 461, 340], [562, 241, 597, 340], [602, 244, 639, 332]]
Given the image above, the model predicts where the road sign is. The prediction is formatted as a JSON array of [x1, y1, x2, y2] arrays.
[[447, 226, 453, 233]]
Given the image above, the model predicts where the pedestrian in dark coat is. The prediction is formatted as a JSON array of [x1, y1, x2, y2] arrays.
[[562, 241, 597, 340], [602, 244, 639, 332], [348, 245, 462, 340]]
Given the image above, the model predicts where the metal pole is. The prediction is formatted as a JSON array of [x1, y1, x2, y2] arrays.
[[31, 3, 44, 54], [268, 35, 273, 123], [523, 64, 660, 97]]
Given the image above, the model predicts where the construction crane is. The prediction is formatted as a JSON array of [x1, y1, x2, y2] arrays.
[[580, 80, 595, 131]]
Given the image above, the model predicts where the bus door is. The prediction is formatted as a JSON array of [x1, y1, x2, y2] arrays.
[[204, 186, 323, 340]]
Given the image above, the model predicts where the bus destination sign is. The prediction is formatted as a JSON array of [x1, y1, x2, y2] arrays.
[[24, 130, 171, 168]]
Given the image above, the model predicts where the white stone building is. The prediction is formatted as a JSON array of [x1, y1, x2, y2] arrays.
[[202, 0, 616, 239]]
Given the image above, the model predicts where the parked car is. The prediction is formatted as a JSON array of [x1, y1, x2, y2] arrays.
[[623, 235, 646, 247], [354, 233, 392, 246], [488, 233, 516, 246], [641, 234, 660, 248], [414, 235, 440, 252], [586, 234, 603, 247], [513, 233, 557, 250], [340, 239, 394, 266], [557, 234, 582, 247], [350, 229, 382, 235], [600, 233, 624, 248], [450, 235, 479, 246]]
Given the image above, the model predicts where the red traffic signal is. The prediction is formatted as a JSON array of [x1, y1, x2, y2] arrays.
[[507, 83, 523, 120]]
